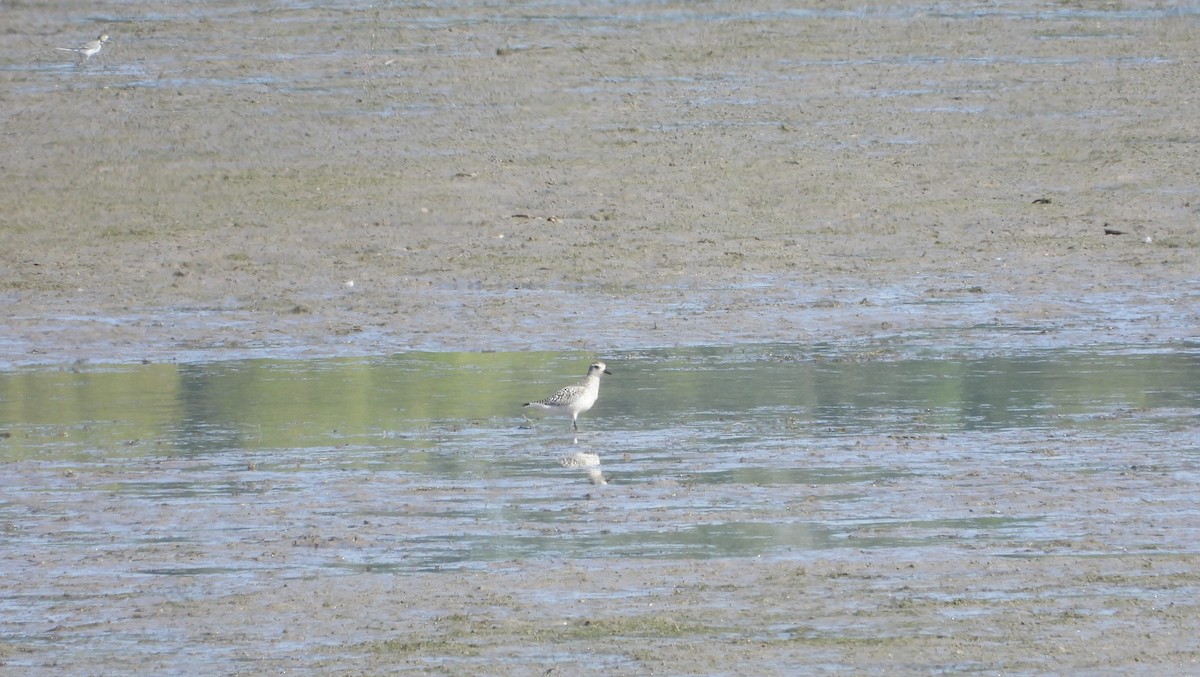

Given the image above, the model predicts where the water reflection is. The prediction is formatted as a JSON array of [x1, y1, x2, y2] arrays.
[[0, 343, 1197, 571], [559, 450, 607, 485]]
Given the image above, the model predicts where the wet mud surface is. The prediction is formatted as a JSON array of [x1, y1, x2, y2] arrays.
[[3, 0, 1198, 364], [2, 0, 1199, 673]]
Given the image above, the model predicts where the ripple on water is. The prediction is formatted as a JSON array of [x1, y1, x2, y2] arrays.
[[2, 342, 1197, 571]]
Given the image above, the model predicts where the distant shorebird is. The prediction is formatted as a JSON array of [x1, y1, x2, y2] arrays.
[[56, 33, 109, 63], [523, 362, 612, 431]]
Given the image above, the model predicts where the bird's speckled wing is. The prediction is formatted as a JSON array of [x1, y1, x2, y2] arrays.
[[539, 382, 587, 406]]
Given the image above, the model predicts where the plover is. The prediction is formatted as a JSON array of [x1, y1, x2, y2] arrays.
[[56, 33, 109, 63], [523, 362, 612, 431]]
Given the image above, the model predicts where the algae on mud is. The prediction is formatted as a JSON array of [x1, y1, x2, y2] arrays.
[[1, 1, 1197, 363]]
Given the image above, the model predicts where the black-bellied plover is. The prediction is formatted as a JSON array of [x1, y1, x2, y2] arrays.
[[56, 33, 109, 63], [523, 362, 612, 431]]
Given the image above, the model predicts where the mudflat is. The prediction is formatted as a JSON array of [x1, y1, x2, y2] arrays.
[[3, 1, 1197, 363], [2, 1, 1198, 673]]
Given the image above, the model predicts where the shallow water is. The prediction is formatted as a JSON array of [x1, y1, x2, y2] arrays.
[[3, 343, 1197, 577]]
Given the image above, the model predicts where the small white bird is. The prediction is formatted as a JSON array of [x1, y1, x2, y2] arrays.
[[523, 362, 612, 431], [56, 33, 110, 63]]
